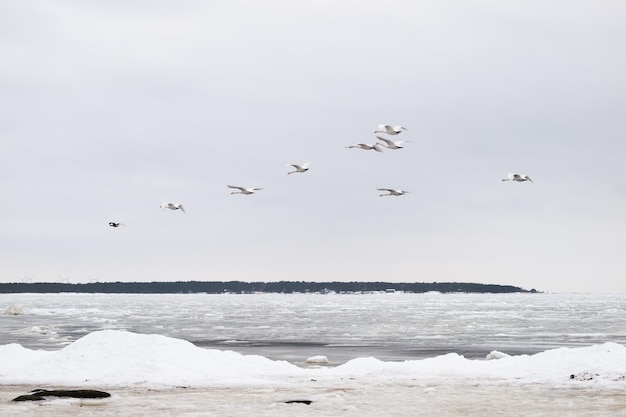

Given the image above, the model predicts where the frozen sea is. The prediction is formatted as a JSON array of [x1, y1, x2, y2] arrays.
[[1, 292, 626, 416]]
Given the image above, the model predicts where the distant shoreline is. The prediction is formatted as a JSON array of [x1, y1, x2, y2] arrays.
[[0, 281, 536, 294]]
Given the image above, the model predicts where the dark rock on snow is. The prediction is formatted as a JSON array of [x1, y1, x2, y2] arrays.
[[569, 372, 599, 381], [12, 389, 111, 402], [284, 400, 313, 405]]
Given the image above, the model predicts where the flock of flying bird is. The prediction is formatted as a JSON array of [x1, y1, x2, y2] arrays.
[[345, 124, 412, 197], [108, 124, 533, 227]]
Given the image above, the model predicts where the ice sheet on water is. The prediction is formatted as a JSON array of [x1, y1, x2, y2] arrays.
[[3, 292, 626, 363]]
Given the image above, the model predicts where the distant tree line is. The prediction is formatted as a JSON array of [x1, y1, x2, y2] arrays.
[[0, 281, 535, 294]]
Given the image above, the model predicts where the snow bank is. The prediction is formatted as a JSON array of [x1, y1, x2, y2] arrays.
[[1, 330, 625, 388], [329, 343, 626, 385], [0, 330, 303, 387], [0, 343, 50, 373]]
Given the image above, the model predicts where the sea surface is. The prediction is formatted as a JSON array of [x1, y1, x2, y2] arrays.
[[2, 292, 625, 365]]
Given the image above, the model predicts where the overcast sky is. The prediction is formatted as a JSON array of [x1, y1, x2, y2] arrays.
[[1, 0, 625, 293]]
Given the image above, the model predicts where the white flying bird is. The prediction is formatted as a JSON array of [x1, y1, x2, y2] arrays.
[[374, 125, 407, 135], [160, 202, 186, 212], [228, 185, 263, 195], [502, 173, 533, 183], [108, 222, 125, 227], [287, 163, 310, 175], [345, 143, 383, 152], [375, 136, 410, 149], [377, 188, 409, 197]]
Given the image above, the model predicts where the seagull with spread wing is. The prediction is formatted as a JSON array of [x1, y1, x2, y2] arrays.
[[160, 202, 186, 212], [228, 185, 263, 195], [377, 188, 409, 197], [345, 143, 383, 152], [287, 163, 310, 175], [375, 136, 410, 150], [374, 124, 407, 135], [502, 173, 533, 183]]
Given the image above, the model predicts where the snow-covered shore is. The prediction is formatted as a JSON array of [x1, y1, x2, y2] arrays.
[[1, 331, 626, 416], [3, 381, 625, 417], [2, 330, 626, 388]]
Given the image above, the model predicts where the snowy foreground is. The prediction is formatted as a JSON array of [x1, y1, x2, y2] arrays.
[[1, 330, 626, 416]]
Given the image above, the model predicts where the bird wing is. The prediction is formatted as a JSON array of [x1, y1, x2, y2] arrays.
[[227, 185, 246, 191], [375, 136, 393, 145], [372, 144, 383, 152], [377, 188, 394, 192]]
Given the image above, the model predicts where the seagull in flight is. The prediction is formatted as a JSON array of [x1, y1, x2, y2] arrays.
[[160, 202, 186, 212], [228, 185, 263, 195], [108, 222, 125, 227], [287, 163, 310, 175], [374, 125, 407, 135], [375, 136, 410, 150], [377, 188, 409, 197], [502, 173, 533, 183], [345, 143, 383, 152]]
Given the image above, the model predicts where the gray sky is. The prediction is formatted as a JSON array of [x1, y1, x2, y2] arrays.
[[2, 0, 626, 293]]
